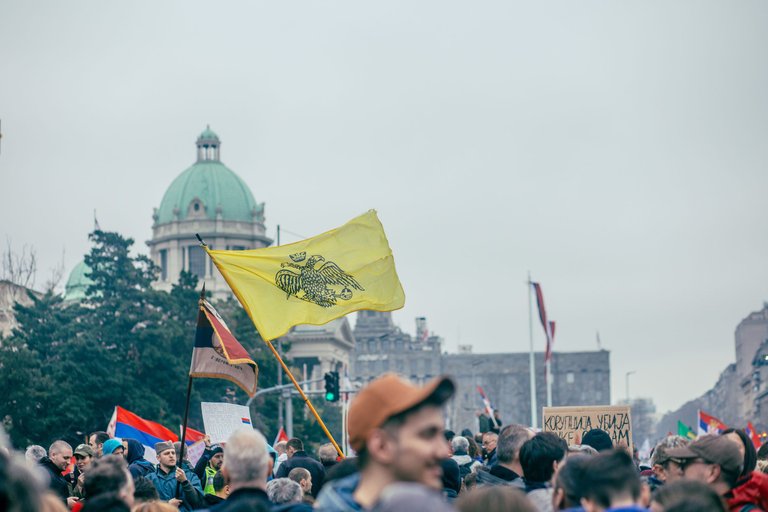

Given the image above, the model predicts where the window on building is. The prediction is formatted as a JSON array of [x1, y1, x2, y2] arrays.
[[159, 249, 168, 281], [188, 246, 206, 278], [566, 372, 575, 384]]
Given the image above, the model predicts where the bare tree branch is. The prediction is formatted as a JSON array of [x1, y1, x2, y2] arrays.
[[1, 239, 37, 289]]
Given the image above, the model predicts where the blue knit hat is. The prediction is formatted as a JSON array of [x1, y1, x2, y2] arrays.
[[102, 438, 123, 455]]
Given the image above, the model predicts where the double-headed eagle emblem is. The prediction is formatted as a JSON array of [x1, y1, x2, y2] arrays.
[[275, 252, 364, 307]]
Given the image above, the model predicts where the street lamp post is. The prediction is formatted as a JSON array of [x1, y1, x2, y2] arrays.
[[625, 371, 636, 403]]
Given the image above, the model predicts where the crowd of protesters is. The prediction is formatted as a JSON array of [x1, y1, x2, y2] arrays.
[[4, 373, 768, 511]]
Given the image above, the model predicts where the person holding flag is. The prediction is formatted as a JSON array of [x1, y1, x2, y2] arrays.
[[147, 441, 203, 511]]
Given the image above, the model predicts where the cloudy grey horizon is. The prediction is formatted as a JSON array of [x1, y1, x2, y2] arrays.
[[2, 0, 767, 417]]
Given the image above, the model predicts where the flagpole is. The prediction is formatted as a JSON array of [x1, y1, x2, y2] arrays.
[[528, 272, 538, 429], [176, 376, 193, 499], [546, 356, 552, 407], [265, 339, 345, 459], [276, 225, 284, 436]]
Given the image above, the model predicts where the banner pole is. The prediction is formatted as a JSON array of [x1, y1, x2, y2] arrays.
[[175, 376, 193, 499], [528, 272, 538, 429], [265, 339, 345, 459]]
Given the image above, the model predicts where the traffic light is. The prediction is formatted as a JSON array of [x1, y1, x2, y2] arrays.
[[324, 371, 340, 402]]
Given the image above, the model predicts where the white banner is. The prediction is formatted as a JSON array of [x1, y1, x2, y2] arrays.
[[201, 402, 253, 444]]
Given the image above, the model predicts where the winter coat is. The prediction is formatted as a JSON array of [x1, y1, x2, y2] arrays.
[[125, 439, 155, 479], [314, 473, 365, 512], [38, 456, 70, 502], [726, 471, 768, 512], [147, 465, 203, 511], [275, 451, 326, 497], [451, 452, 482, 480], [206, 487, 274, 511]]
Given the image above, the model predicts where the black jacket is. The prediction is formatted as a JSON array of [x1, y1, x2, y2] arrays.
[[39, 456, 70, 502], [275, 451, 326, 497], [209, 487, 273, 511]]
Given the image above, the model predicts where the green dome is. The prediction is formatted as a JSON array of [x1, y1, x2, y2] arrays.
[[156, 128, 264, 225], [199, 126, 219, 140], [63, 260, 93, 301], [156, 161, 261, 224]]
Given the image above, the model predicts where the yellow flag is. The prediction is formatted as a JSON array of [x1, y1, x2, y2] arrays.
[[204, 210, 405, 341]]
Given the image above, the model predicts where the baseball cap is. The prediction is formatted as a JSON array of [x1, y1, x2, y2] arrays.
[[74, 444, 94, 458], [666, 435, 742, 474], [348, 373, 455, 452]]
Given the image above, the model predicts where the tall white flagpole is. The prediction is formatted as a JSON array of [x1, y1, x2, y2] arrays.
[[546, 359, 552, 407], [528, 272, 538, 429]]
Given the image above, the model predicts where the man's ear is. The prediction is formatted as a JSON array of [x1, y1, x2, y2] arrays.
[[707, 464, 721, 485], [367, 429, 396, 465]]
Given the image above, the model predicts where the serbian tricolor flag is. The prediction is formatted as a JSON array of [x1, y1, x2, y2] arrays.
[[531, 282, 556, 362], [698, 410, 728, 436], [111, 406, 178, 463], [181, 425, 206, 445], [190, 298, 258, 397], [746, 421, 762, 449]]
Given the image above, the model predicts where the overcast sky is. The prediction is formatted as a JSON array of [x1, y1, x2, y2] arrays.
[[2, 1, 767, 416]]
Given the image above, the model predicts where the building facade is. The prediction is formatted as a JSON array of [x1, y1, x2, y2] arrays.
[[350, 311, 611, 432], [147, 127, 272, 298], [657, 304, 768, 438]]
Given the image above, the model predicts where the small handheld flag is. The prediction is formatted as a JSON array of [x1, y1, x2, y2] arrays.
[[698, 410, 728, 436], [747, 421, 762, 449], [190, 298, 259, 397], [677, 420, 696, 440]]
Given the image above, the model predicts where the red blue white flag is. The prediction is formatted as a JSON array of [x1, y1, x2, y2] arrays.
[[111, 406, 178, 463], [698, 410, 728, 436]]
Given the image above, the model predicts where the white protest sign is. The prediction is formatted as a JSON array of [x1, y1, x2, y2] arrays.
[[201, 402, 254, 444]]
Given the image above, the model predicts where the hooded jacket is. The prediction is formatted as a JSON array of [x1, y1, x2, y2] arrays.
[[125, 439, 155, 479], [726, 471, 768, 512], [314, 473, 364, 512]]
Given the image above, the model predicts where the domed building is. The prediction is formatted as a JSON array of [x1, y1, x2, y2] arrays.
[[147, 127, 272, 298], [63, 260, 94, 302]]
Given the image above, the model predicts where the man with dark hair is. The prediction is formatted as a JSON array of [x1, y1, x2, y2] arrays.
[[39, 440, 74, 504], [581, 429, 613, 453], [275, 437, 325, 497], [88, 431, 111, 458], [519, 432, 567, 512], [315, 373, 455, 511], [477, 424, 532, 487], [203, 470, 229, 506], [580, 449, 644, 512], [82, 455, 135, 509], [194, 436, 225, 496], [132, 476, 159, 504]]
